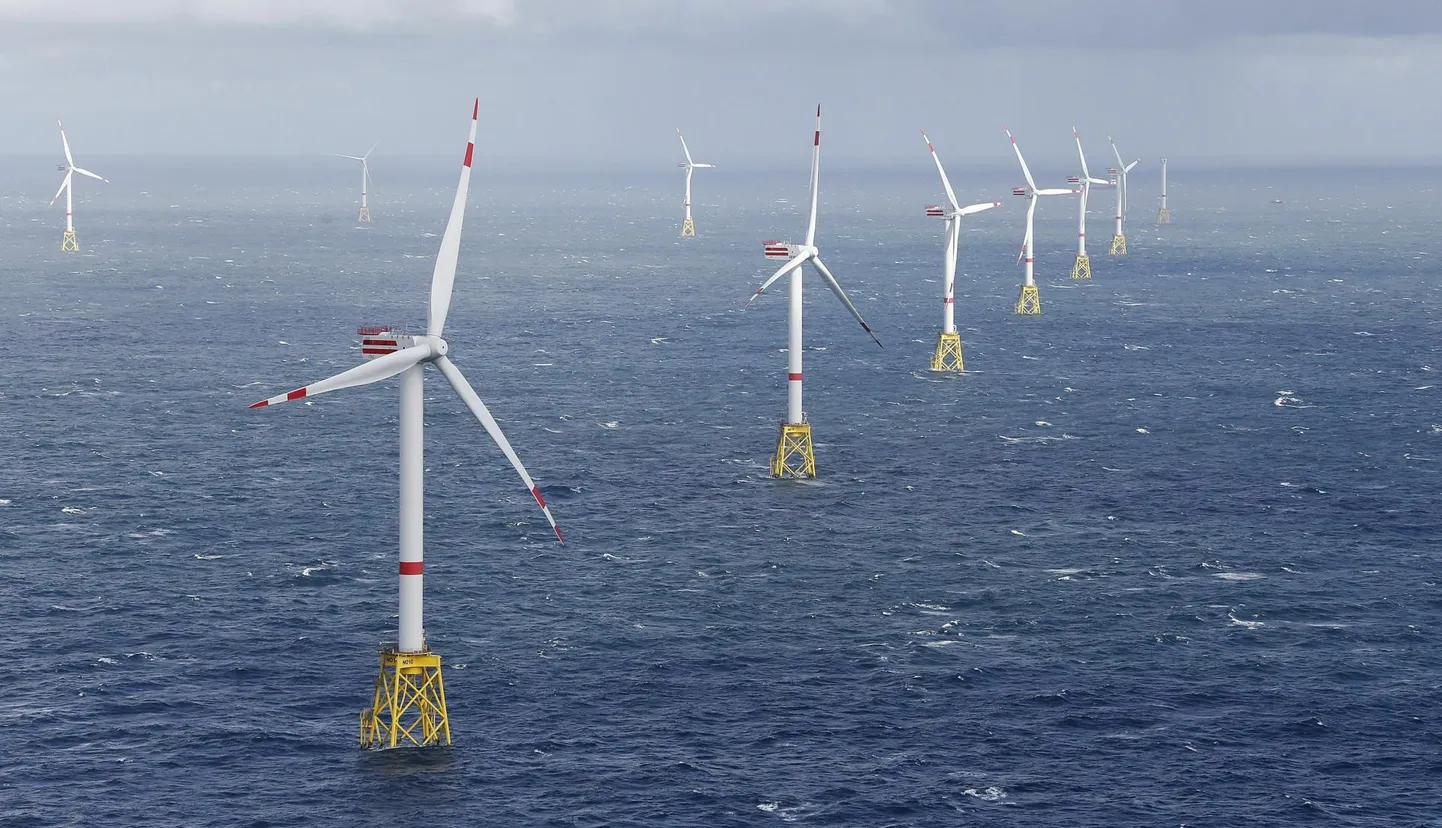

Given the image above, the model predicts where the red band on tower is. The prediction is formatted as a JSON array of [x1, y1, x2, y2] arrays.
[[399, 561, 423, 575], [788, 373, 803, 381]]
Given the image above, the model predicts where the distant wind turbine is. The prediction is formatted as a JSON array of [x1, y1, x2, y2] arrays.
[[1007, 129, 1077, 315], [921, 129, 999, 371], [676, 129, 713, 237], [1107, 136, 1140, 254], [335, 142, 378, 222], [50, 121, 107, 252], [1066, 127, 1111, 280]]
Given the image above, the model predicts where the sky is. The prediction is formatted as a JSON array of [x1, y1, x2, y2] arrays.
[[3, 0, 1442, 167]]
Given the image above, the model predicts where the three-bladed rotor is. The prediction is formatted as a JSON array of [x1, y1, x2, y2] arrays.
[[251, 99, 563, 543], [50, 121, 107, 207], [748, 106, 882, 348]]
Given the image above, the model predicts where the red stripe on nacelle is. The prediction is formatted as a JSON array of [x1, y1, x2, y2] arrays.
[[399, 561, 423, 575], [286, 388, 307, 401], [788, 372, 802, 381]]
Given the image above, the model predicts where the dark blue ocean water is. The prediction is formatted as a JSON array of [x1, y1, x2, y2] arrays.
[[1, 157, 1440, 827]]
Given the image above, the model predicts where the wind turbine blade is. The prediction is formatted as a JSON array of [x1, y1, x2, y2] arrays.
[[810, 256, 882, 348], [805, 105, 821, 247], [677, 128, 694, 165], [248, 345, 429, 408], [692, 163, 715, 169], [1036, 188, 1078, 196], [333, 154, 365, 161], [958, 201, 1001, 216], [1125, 160, 1139, 173], [746, 251, 808, 305], [427, 98, 479, 338], [71, 167, 107, 182], [921, 129, 960, 212], [435, 356, 564, 544], [1109, 136, 1125, 169], [1006, 129, 1038, 192], [58, 121, 74, 168], [1073, 127, 1092, 180], [49, 171, 72, 207], [364, 141, 379, 160]]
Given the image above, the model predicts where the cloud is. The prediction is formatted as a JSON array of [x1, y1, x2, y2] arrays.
[[2, 0, 1440, 43]]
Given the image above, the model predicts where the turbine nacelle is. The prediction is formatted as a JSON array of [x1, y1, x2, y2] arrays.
[[763, 240, 813, 260], [925, 205, 949, 218], [357, 327, 446, 360]]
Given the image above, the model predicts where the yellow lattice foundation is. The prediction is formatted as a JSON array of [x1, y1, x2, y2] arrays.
[[679, 218, 696, 238], [771, 422, 815, 479], [1156, 208, 1170, 224], [1109, 234, 1127, 255], [1070, 254, 1091, 280], [358, 206, 371, 223], [61, 230, 78, 252], [1015, 284, 1040, 315], [930, 332, 964, 372], [360, 648, 451, 750]]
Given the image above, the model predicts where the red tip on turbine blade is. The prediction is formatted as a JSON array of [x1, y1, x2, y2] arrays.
[[816, 104, 821, 117], [472, 98, 479, 119], [463, 142, 474, 168], [553, 525, 565, 544], [248, 400, 268, 409]]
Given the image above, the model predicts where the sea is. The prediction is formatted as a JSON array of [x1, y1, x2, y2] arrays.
[[1, 154, 1439, 827]]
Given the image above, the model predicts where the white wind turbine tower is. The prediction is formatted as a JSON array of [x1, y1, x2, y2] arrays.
[[335, 142, 378, 222], [50, 121, 107, 252], [921, 130, 999, 372], [1007, 129, 1077, 315], [250, 100, 563, 751], [1107, 136, 1140, 254], [747, 105, 882, 479], [1066, 127, 1111, 281], [1156, 157, 1171, 224], [676, 129, 713, 237]]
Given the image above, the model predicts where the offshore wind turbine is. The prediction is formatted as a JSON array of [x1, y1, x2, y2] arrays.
[[50, 121, 107, 252], [251, 100, 563, 750], [676, 129, 713, 237], [747, 106, 882, 478], [1066, 127, 1111, 281], [1156, 157, 1171, 224], [1107, 136, 1140, 254], [921, 130, 999, 371], [1007, 129, 1077, 315], [335, 143, 378, 222]]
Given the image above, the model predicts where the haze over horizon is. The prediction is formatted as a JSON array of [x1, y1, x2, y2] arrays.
[[3, 0, 1441, 167]]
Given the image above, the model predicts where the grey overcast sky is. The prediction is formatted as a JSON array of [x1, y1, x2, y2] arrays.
[[3, 0, 1442, 166]]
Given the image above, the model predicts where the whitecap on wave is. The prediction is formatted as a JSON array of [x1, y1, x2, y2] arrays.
[[1214, 571, 1264, 581]]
